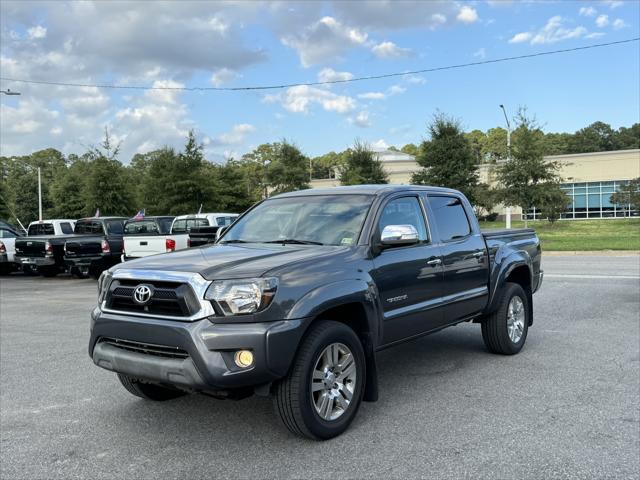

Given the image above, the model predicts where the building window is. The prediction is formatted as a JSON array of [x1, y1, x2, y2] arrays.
[[525, 180, 638, 220]]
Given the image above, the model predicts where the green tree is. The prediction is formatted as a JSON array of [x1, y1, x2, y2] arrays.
[[569, 121, 617, 153], [311, 151, 344, 179], [339, 141, 388, 185], [49, 156, 91, 218], [614, 124, 640, 150], [412, 112, 478, 202], [542, 132, 573, 156], [610, 178, 640, 213], [465, 129, 487, 164], [400, 143, 420, 157], [241, 143, 278, 199], [484, 127, 509, 162], [266, 141, 310, 195], [537, 182, 571, 224], [496, 109, 563, 227], [472, 183, 499, 220]]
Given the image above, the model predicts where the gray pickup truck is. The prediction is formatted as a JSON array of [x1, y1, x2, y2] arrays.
[[89, 185, 543, 440]]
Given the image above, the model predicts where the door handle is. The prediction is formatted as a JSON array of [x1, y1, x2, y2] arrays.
[[426, 258, 442, 266]]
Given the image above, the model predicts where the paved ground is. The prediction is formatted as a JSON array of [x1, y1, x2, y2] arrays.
[[1, 256, 639, 479]]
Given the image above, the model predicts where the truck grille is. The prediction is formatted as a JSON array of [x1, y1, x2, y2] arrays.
[[99, 337, 189, 359], [104, 279, 200, 318]]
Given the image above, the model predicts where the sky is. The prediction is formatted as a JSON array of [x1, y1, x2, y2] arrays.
[[1, 0, 639, 163]]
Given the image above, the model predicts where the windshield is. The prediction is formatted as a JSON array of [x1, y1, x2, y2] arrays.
[[221, 194, 372, 246]]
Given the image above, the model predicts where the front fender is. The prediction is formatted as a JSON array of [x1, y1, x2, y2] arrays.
[[487, 248, 533, 314], [286, 279, 381, 345]]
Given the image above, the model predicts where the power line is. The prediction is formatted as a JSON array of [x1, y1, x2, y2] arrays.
[[1, 37, 638, 92]]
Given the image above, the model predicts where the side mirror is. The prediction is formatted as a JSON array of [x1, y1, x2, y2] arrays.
[[380, 224, 419, 247]]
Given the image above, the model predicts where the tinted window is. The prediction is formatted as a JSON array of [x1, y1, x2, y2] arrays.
[[378, 197, 428, 242], [158, 218, 174, 234], [74, 221, 103, 235], [106, 220, 124, 235], [428, 196, 471, 241], [216, 216, 237, 227], [171, 218, 209, 234], [28, 223, 55, 236], [124, 220, 160, 235], [60, 222, 74, 234], [0, 229, 17, 238]]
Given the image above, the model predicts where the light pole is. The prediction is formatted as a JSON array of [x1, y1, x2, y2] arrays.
[[499, 104, 512, 229], [0, 89, 21, 96]]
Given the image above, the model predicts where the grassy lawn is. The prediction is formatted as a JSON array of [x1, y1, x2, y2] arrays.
[[480, 218, 640, 251]]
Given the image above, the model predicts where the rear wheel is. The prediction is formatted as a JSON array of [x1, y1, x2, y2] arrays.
[[117, 373, 186, 401], [71, 266, 90, 279], [273, 320, 365, 440], [481, 282, 529, 355]]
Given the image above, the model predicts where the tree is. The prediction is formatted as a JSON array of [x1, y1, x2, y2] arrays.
[[400, 143, 419, 157], [610, 178, 640, 213], [49, 156, 91, 218], [311, 151, 344, 179], [266, 141, 310, 195], [569, 121, 617, 153], [496, 109, 563, 227], [412, 112, 478, 202], [614, 124, 640, 150], [465, 129, 487, 164], [472, 183, 499, 220], [542, 132, 573, 156], [339, 141, 388, 185], [537, 182, 571, 224], [484, 127, 509, 163]]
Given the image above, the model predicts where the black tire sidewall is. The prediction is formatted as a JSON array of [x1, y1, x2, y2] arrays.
[[298, 322, 366, 439], [500, 284, 529, 353]]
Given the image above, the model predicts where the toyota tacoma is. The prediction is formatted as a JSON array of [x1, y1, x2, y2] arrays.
[[89, 185, 543, 440]]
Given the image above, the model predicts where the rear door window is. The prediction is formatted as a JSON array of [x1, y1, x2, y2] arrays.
[[60, 222, 74, 234], [28, 223, 55, 236], [106, 220, 124, 235], [74, 221, 103, 234], [427, 195, 471, 242]]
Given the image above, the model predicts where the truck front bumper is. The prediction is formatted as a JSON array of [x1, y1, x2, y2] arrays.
[[89, 308, 311, 393]]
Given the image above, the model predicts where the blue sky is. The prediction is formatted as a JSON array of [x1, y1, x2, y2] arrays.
[[1, 0, 638, 162]]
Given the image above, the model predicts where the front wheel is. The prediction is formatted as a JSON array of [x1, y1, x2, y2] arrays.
[[273, 320, 365, 440], [481, 282, 529, 355]]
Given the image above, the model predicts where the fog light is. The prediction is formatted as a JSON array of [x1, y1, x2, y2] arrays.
[[234, 350, 254, 368]]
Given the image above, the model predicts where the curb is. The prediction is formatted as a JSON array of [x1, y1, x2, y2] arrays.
[[544, 250, 640, 256]]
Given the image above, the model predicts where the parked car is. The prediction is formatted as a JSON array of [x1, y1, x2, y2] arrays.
[[121, 216, 177, 261], [89, 185, 543, 440], [0, 223, 24, 275], [64, 217, 127, 278], [14, 219, 77, 276], [172, 213, 239, 247]]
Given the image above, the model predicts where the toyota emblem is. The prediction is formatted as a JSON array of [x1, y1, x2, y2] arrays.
[[132, 284, 154, 305]]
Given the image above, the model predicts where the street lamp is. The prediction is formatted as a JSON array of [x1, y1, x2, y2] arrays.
[[0, 89, 21, 96], [499, 104, 512, 229]]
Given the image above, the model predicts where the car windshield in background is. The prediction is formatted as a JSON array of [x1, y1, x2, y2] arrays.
[[74, 221, 104, 235], [216, 216, 237, 227], [222, 195, 372, 246], [28, 223, 55, 236], [171, 218, 209, 234]]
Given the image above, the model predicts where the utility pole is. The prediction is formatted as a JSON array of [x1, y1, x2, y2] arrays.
[[499, 104, 512, 229], [37, 167, 43, 221]]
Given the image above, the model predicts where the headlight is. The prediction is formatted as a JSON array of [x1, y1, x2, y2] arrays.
[[97, 271, 112, 304], [205, 277, 278, 316]]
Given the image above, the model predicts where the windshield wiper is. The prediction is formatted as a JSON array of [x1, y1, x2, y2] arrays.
[[263, 239, 324, 246], [220, 239, 249, 244]]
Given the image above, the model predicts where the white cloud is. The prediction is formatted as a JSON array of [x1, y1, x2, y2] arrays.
[[579, 6, 597, 17], [388, 85, 406, 96], [349, 111, 371, 128], [595, 14, 609, 28], [612, 18, 627, 30], [404, 74, 426, 85], [27, 25, 46, 39], [214, 123, 255, 145], [431, 13, 447, 27], [358, 92, 386, 100], [586, 32, 606, 39], [371, 139, 389, 150], [602, 0, 623, 8], [211, 68, 239, 87], [281, 16, 368, 67], [371, 41, 411, 58], [508, 32, 533, 43], [264, 85, 356, 114], [457, 6, 479, 24], [510, 16, 590, 45], [317, 68, 354, 83], [473, 47, 486, 59]]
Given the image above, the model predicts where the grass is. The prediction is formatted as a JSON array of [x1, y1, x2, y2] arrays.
[[480, 218, 640, 251]]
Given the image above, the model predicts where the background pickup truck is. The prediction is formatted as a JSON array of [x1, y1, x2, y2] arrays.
[[63, 217, 127, 278], [172, 213, 239, 247], [14, 219, 77, 276], [121, 216, 177, 261], [0, 222, 24, 275], [90, 185, 542, 440]]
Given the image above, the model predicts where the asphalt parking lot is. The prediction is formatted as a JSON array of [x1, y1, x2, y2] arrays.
[[1, 255, 639, 479]]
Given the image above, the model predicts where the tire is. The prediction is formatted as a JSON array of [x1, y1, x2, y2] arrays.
[[117, 373, 186, 401], [273, 320, 366, 440], [481, 282, 529, 355], [39, 266, 58, 277], [71, 266, 90, 279]]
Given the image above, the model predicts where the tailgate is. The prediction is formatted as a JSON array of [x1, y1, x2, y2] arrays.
[[124, 236, 167, 258], [65, 238, 102, 256], [15, 238, 46, 257]]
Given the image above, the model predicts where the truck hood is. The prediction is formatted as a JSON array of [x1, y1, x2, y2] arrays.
[[114, 243, 348, 280]]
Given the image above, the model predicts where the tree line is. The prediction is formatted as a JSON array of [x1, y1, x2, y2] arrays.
[[1, 116, 638, 227]]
